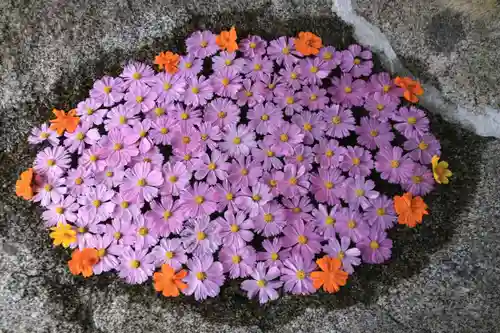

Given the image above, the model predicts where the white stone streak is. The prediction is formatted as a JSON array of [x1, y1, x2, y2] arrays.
[[332, 0, 500, 138]]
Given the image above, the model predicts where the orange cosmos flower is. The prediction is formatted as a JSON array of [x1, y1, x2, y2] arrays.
[[15, 168, 35, 200], [394, 192, 429, 228], [394, 76, 424, 103], [216, 26, 238, 53], [294, 32, 322, 56], [153, 264, 188, 297], [310, 256, 348, 293], [49, 108, 80, 135], [68, 248, 99, 277], [154, 51, 180, 74], [431, 155, 452, 184]]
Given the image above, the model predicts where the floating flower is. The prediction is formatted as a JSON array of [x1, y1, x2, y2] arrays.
[[294, 31, 322, 56], [394, 76, 424, 103], [310, 256, 348, 293], [394, 192, 429, 228], [431, 155, 452, 185], [15, 168, 35, 200], [153, 264, 188, 297], [49, 108, 80, 135], [154, 51, 180, 74], [68, 248, 99, 277], [216, 26, 238, 52], [49, 223, 77, 248]]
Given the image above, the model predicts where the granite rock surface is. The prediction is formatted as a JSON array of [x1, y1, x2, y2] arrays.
[[1, 1, 499, 332]]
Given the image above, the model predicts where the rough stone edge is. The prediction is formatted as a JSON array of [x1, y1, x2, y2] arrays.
[[331, 0, 500, 138]]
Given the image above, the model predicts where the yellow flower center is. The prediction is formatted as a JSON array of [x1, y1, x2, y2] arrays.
[[390, 160, 400, 168], [354, 58, 361, 65], [233, 137, 241, 144], [182, 136, 190, 144], [221, 78, 230, 86], [245, 90, 253, 97], [268, 83, 276, 89], [325, 150, 334, 157], [76, 132, 85, 140], [266, 150, 275, 157], [144, 158, 151, 163], [184, 62, 193, 69], [121, 201, 129, 208], [289, 177, 297, 185], [232, 255, 241, 264], [370, 241, 380, 249], [224, 59, 232, 66], [197, 231, 206, 240], [252, 194, 261, 202], [271, 252, 279, 261], [370, 130, 379, 137], [163, 83, 172, 91], [201, 134, 208, 140], [40, 132, 50, 139], [261, 114, 269, 121], [44, 184, 53, 191], [376, 208, 385, 216], [256, 279, 266, 287], [138, 227, 148, 236], [303, 123, 312, 131], [323, 51, 332, 60], [264, 213, 273, 223], [103, 86, 112, 94], [200, 40, 208, 47], [196, 272, 207, 280], [412, 175, 422, 184], [254, 64, 262, 71], [296, 154, 304, 162], [376, 104, 384, 111], [218, 111, 227, 119], [355, 189, 365, 197], [269, 179, 277, 187], [180, 112, 189, 120], [183, 154, 191, 161], [293, 207, 301, 213], [282, 47, 290, 54], [241, 168, 249, 175], [352, 157, 360, 165], [97, 248, 106, 257], [165, 251, 174, 259], [332, 116, 341, 124], [338, 251, 345, 259], [230, 224, 240, 232], [78, 227, 87, 233], [195, 196, 205, 204], [280, 134, 289, 142], [348, 220, 356, 229], [119, 116, 127, 124], [139, 130, 147, 138], [130, 260, 140, 269], [92, 200, 101, 207], [75, 177, 83, 185], [225, 192, 234, 200], [169, 175, 178, 183], [55, 207, 64, 214], [326, 216, 335, 225], [249, 42, 256, 49], [325, 181, 334, 189], [290, 72, 298, 80], [113, 143, 122, 150], [407, 117, 417, 125], [137, 178, 146, 187], [113, 232, 122, 240], [310, 94, 318, 101], [191, 87, 200, 94], [286, 96, 294, 104], [132, 72, 142, 80], [310, 66, 318, 73], [383, 85, 390, 93], [47, 159, 55, 166], [160, 127, 168, 134], [106, 171, 113, 177], [208, 162, 217, 170], [135, 96, 144, 103], [86, 108, 94, 115], [296, 270, 306, 280], [163, 210, 172, 220], [418, 142, 429, 150], [297, 235, 308, 244], [344, 86, 352, 93], [89, 155, 98, 162]]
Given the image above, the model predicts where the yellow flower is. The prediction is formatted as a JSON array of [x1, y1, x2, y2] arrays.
[[49, 223, 77, 248], [431, 155, 452, 184]]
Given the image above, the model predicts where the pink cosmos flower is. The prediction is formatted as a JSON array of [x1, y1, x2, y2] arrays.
[[220, 124, 256, 158], [342, 176, 380, 210], [78, 184, 116, 223], [170, 125, 202, 153], [402, 164, 435, 196], [173, 104, 202, 128], [239, 35, 267, 57], [28, 123, 59, 146], [279, 63, 303, 91], [310, 168, 345, 205], [181, 216, 221, 256], [280, 255, 317, 295], [120, 61, 156, 89], [367, 72, 404, 103], [336, 208, 370, 243], [66, 166, 95, 196], [102, 128, 139, 167], [329, 73, 367, 107], [235, 183, 273, 217], [247, 102, 282, 135], [178, 54, 203, 78], [121, 162, 164, 202], [257, 238, 291, 269], [355, 117, 395, 150], [374, 146, 414, 184], [105, 219, 136, 246], [357, 229, 393, 264], [89, 234, 122, 274], [219, 245, 257, 278], [210, 67, 242, 98], [403, 134, 441, 165], [323, 236, 361, 274], [213, 180, 242, 212], [266, 36, 298, 67], [104, 104, 139, 131], [236, 79, 265, 107], [212, 51, 246, 73], [132, 215, 159, 249], [111, 193, 143, 224], [80, 146, 106, 172], [186, 30, 218, 58], [285, 144, 314, 172], [73, 217, 102, 249], [90, 76, 125, 107], [340, 146, 373, 178], [340, 44, 373, 77], [282, 220, 322, 262], [300, 57, 330, 85], [183, 254, 225, 301], [193, 150, 230, 185], [313, 138, 345, 169], [260, 74, 285, 101], [243, 55, 273, 82], [282, 196, 314, 223], [179, 182, 217, 218], [365, 92, 399, 122], [321, 104, 356, 138], [117, 246, 155, 284], [318, 46, 342, 69], [34, 146, 71, 178], [275, 164, 309, 198], [122, 119, 153, 154], [392, 106, 430, 139], [291, 111, 325, 145], [227, 156, 262, 188], [33, 176, 67, 207], [312, 204, 341, 240], [217, 211, 254, 248], [204, 98, 240, 130], [251, 141, 284, 171], [273, 86, 303, 116], [76, 98, 106, 126], [171, 146, 204, 172], [161, 161, 191, 196], [42, 195, 79, 227], [241, 262, 283, 304], [95, 166, 125, 189], [150, 115, 179, 145], [152, 73, 186, 104], [264, 122, 304, 156], [150, 238, 187, 270], [196, 122, 222, 151], [132, 147, 164, 168], [146, 196, 184, 237], [253, 201, 287, 237], [362, 195, 397, 231], [184, 75, 214, 107]]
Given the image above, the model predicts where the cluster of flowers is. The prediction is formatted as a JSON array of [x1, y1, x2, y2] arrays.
[[15, 28, 452, 304]]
